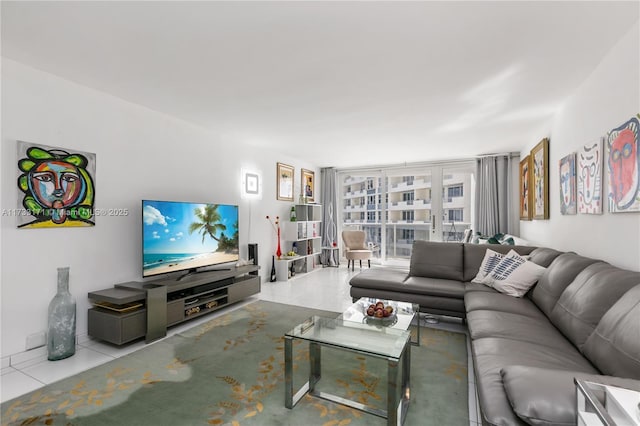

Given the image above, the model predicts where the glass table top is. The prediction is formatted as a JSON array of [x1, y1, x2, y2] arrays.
[[285, 315, 410, 360]]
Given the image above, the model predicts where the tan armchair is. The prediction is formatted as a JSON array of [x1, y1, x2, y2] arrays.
[[342, 230, 372, 271]]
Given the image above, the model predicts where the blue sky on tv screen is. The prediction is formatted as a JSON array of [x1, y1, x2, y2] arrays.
[[142, 200, 238, 255]]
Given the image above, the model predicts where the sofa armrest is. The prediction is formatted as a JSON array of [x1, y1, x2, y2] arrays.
[[349, 269, 408, 291], [501, 365, 640, 426]]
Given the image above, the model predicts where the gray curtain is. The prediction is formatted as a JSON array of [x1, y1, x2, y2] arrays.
[[320, 167, 338, 266], [474, 155, 513, 236]]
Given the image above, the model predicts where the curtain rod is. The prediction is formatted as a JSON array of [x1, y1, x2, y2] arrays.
[[335, 152, 519, 173]]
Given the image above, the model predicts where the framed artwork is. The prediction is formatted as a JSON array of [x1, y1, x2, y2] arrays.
[[559, 153, 577, 215], [531, 138, 549, 220], [519, 155, 532, 220], [301, 168, 315, 203], [607, 114, 639, 213], [17, 141, 96, 228], [276, 162, 294, 201], [577, 138, 603, 214]]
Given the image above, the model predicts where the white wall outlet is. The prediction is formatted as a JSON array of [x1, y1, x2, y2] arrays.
[[26, 331, 46, 350]]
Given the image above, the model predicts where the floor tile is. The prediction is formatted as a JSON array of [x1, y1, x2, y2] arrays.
[[1, 369, 44, 402], [19, 347, 113, 385], [80, 339, 146, 358]]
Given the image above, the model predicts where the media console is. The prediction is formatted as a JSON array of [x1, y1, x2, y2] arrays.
[[87, 265, 260, 345]]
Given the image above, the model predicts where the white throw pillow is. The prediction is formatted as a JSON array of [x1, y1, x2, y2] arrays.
[[472, 249, 505, 284], [481, 251, 546, 297]]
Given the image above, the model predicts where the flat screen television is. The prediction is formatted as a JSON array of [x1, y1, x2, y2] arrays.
[[142, 200, 239, 278]]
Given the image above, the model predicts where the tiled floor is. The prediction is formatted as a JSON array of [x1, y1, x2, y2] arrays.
[[1, 265, 481, 424]]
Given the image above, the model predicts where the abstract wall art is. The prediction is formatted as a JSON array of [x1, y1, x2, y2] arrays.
[[577, 138, 603, 214], [607, 114, 639, 213], [531, 138, 549, 220], [519, 155, 532, 220], [16, 141, 96, 228], [559, 153, 577, 215]]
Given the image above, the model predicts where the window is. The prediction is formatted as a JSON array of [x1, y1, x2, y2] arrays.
[[448, 185, 463, 198], [447, 209, 464, 222], [339, 162, 474, 265], [401, 229, 414, 240], [402, 210, 414, 221], [367, 179, 375, 190]]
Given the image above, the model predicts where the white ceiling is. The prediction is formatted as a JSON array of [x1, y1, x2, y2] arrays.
[[2, 1, 638, 168]]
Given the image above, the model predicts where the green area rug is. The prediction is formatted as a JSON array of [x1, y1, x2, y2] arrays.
[[2, 301, 468, 426]]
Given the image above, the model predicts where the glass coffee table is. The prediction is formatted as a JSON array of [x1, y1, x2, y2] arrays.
[[284, 299, 417, 425]]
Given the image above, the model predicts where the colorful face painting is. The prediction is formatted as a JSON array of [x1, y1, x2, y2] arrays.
[[559, 153, 577, 215], [607, 115, 640, 213], [577, 139, 603, 214], [17, 141, 96, 228]]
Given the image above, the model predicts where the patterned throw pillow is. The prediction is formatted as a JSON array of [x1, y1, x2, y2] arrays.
[[481, 250, 547, 297], [472, 249, 505, 284]]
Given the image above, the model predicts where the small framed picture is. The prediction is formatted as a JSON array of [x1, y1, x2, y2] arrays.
[[277, 162, 294, 201], [531, 138, 549, 220], [559, 153, 577, 215], [519, 155, 532, 220], [301, 168, 315, 202], [578, 138, 604, 214]]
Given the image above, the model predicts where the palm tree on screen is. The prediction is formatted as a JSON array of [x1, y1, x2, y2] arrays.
[[188, 204, 227, 246]]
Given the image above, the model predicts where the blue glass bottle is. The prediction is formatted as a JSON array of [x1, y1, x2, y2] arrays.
[[47, 267, 76, 360]]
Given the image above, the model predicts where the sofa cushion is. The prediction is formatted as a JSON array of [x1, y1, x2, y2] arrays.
[[410, 240, 464, 280], [348, 268, 408, 291], [466, 310, 576, 350], [582, 284, 640, 379], [481, 251, 547, 297], [471, 249, 505, 284], [526, 247, 563, 268], [464, 290, 545, 318], [472, 337, 597, 426], [550, 264, 640, 351], [530, 253, 603, 317], [402, 276, 465, 299], [501, 366, 640, 426], [463, 244, 536, 282]]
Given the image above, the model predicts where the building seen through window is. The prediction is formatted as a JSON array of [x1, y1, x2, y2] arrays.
[[340, 163, 474, 264]]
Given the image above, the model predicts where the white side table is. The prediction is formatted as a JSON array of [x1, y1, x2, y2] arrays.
[[321, 246, 339, 267], [575, 379, 640, 426]]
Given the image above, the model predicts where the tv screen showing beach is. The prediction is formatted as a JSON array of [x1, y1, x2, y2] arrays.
[[142, 200, 239, 278]]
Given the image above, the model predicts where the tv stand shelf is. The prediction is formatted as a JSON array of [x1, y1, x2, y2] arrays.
[[88, 265, 260, 345]]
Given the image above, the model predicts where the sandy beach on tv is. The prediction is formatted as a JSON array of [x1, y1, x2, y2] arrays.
[[147, 252, 238, 276]]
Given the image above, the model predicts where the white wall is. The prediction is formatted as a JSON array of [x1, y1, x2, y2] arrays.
[[0, 59, 319, 358], [520, 22, 640, 271]]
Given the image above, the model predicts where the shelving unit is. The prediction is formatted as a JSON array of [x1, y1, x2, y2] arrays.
[[276, 204, 322, 281], [88, 265, 260, 345]]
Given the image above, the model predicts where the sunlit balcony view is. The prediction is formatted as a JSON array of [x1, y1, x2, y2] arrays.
[[341, 166, 474, 263]]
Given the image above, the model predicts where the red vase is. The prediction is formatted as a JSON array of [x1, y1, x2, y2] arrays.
[[276, 228, 282, 259]]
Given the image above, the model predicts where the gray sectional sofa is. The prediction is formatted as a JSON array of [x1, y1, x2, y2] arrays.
[[349, 240, 640, 426]]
